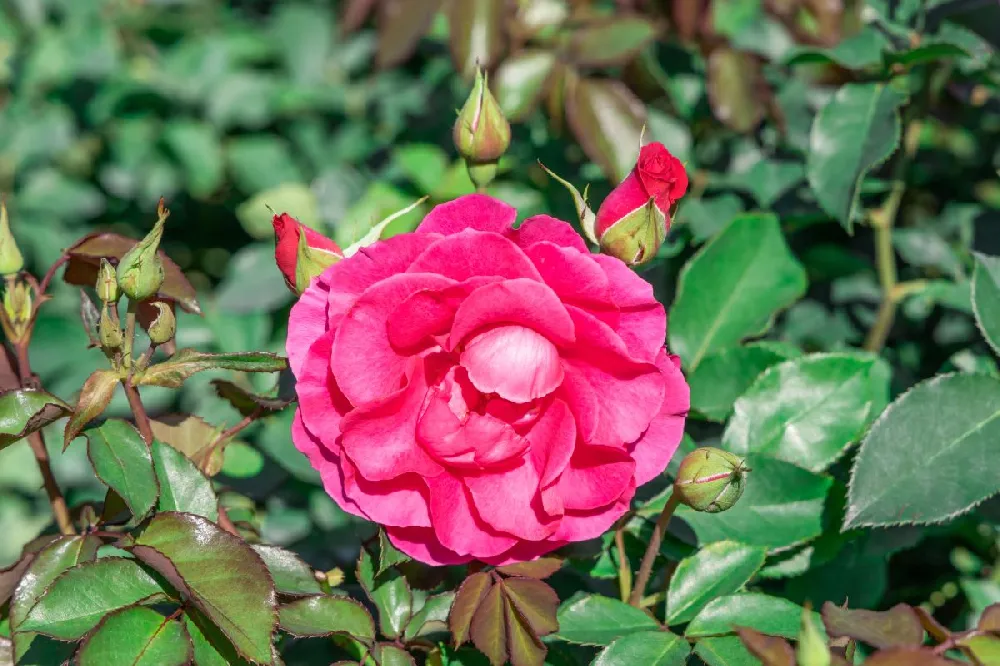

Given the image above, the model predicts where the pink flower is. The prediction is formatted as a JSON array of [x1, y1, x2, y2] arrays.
[[287, 194, 689, 565]]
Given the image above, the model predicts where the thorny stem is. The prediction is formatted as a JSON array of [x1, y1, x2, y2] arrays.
[[123, 380, 154, 446], [629, 493, 680, 608], [11, 339, 75, 534]]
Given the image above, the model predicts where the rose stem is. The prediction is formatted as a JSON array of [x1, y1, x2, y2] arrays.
[[629, 492, 680, 608]]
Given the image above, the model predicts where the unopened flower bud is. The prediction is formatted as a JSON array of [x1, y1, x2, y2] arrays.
[[96, 259, 118, 303], [673, 447, 749, 513], [99, 305, 123, 349], [0, 199, 24, 277], [598, 197, 666, 266], [272, 213, 342, 295], [117, 201, 168, 302], [453, 68, 511, 165], [147, 302, 176, 345]]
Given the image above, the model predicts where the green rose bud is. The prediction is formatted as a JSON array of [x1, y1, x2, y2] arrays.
[[598, 197, 667, 267], [96, 258, 119, 303], [0, 199, 24, 277], [147, 301, 176, 346], [117, 200, 168, 302], [673, 447, 749, 513], [98, 305, 123, 350], [453, 67, 511, 165], [2, 280, 31, 340]]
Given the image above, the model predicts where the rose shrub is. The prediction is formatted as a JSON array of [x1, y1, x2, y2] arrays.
[[287, 194, 689, 565]]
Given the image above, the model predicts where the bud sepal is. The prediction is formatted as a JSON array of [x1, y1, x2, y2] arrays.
[[272, 213, 343, 295], [117, 200, 168, 302], [0, 198, 24, 277]]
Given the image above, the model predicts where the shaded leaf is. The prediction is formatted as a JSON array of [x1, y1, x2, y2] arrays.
[[278, 595, 376, 640], [723, 353, 889, 472], [694, 635, 759, 666], [373, 643, 417, 666], [18, 558, 166, 639], [63, 370, 118, 449], [688, 344, 792, 421], [151, 439, 219, 521], [707, 47, 764, 133], [376, 0, 441, 68], [565, 76, 646, 183], [555, 594, 659, 646], [593, 630, 690, 666], [379, 529, 410, 574], [471, 583, 507, 666], [500, 577, 559, 637], [9, 536, 102, 629], [138, 349, 287, 388], [0, 389, 70, 451], [503, 592, 547, 666], [687, 594, 808, 639], [211, 379, 292, 418], [863, 648, 958, 665], [972, 253, 1000, 356], [0, 552, 34, 608], [131, 512, 277, 665], [494, 50, 556, 121], [405, 592, 455, 640], [252, 544, 322, 597], [666, 541, 767, 625], [979, 603, 1000, 631], [77, 606, 191, 666], [451, 571, 493, 646], [63, 231, 201, 314], [821, 602, 923, 649], [358, 542, 413, 639], [86, 420, 159, 521], [845, 373, 1000, 529], [568, 18, 657, 67], [669, 213, 808, 370], [807, 83, 905, 232], [496, 557, 562, 580], [449, 0, 505, 77], [737, 628, 796, 666], [150, 414, 225, 476]]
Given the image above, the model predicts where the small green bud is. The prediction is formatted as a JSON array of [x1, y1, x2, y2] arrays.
[[98, 305, 123, 349], [0, 198, 24, 277], [96, 258, 119, 303], [598, 197, 667, 266], [294, 228, 341, 294], [147, 301, 176, 345], [673, 447, 749, 513], [453, 67, 511, 165], [797, 605, 831, 666], [117, 199, 168, 302]]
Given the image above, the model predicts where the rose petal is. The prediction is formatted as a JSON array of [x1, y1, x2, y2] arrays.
[[333, 272, 455, 405], [384, 526, 472, 566], [628, 351, 689, 486], [417, 389, 529, 469], [528, 399, 577, 488], [593, 254, 665, 362], [480, 540, 567, 566], [450, 278, 575, 348], [554, 491, 634, 542], [408, 230, 543, 282], [525, 242, 619, 331], [464, 460, 557, 541], [287, 277, 330, 377], [416, 194, 517, 236], [341, 457, 431, 527], [292, 411, 365, 520], [386, 277, 501, 353], [511, 214, 589, 253], [296, 332, 352, 443], [339, 363, 444, 481], [461, 325, 565, 404], [427, 472, 518, 558], [555, 445, 635, 511]]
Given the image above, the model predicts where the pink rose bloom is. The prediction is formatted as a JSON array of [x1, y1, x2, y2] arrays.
[[287, 194, 689, 565]]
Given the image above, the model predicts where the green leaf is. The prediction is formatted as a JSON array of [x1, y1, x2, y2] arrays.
[[845, 373, 1000, 528], [669, 213, 808, 370], [677, 456, 832, 550], [448, 0, 505, 76], [18, 558, 166, 639], [85, 420, 159, 521], [378, 529, 410, 574], [807, 83, 905, 232], [357, 543, 413, 639], [163, 120, 224, 198], [568, 17, 657, 67], [786, 27, 889, 69], [686, 594, 809, 639], [565, 77, 645, 183], [592, 630, 690, 666], [251, 544, 322, 597], [694, 636, 759, 666], [373, 643, 418, 666], [727, 160, 804, 208], [138, 349, 288, 388], [494, 50, 556, 121], [404, 592, 455, 640], [278, 595, 376, 640], [972, 253, 1000, 356], [10, 536, 102, 632], [555, 594, 660, 646], [77, 606, 191, 666], [821, 602, 923, 649], [63, 369, 118, 448], [666, 541, 767, 625], [722, 353, 889, 472], [0, 389, 70, 451], [131, 512, 277, 665], [706, 47, 764, 133], [688, 344, 792, 421], [151, 440, 218, 521]]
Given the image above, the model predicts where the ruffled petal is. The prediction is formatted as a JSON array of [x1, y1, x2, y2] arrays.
[[384, 526, 472, 566], [553, 489, 635, 542], [525, 242, 619, 331], [287, 277, 330, 377], [528, 399, 577, 488], [291, 410, 365, 520], [464, 460, 557, 541], [427, 472, 518, 558], [511, 214, 589, 253], [555, 445, 635, 511], [628, 351, 689, 486], [296, 332, 352, 444], [461, 325, 564, 404], [341, 457, 432, 527], [416, 194, 517, 236], [593, 254, 666, 363], [408, 230, 543, 282], [479, 540, 567, 566], [386, 277, 501, 353], [450, 278, 575, 348], [332, 272, 455, 405]]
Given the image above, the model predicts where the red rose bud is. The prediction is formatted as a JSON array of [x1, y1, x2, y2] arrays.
[[594, 142, 688, 266], [453, 67, 511, 165], [272, 213, 342, 294]]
